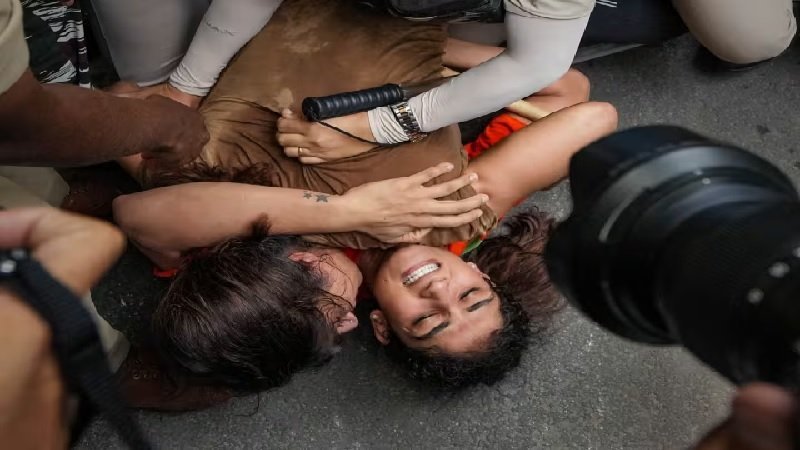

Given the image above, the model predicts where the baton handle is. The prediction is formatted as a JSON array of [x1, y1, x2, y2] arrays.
[[302, 84, 405, 121]]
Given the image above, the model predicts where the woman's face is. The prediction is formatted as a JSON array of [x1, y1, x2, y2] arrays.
[[369, 246, 502, 354]]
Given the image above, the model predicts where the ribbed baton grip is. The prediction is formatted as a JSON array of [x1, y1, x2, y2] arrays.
[[302, 84, 404, 121]]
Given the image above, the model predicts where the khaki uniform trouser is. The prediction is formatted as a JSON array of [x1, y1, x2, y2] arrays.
[[0, 167, 129, 371], [671, 0, 796, 64], [450, 0, 796, 65]]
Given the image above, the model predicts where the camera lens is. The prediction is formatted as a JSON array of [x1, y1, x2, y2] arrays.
[[546, 126, 800, 386]]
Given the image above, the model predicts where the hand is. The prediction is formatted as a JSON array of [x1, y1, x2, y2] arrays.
[[107, 82, 209, 168], [341, 162, 488, 243], [694, 383, 796, 450], [138, 95, 210, 167], [108, 81, 202, 109], [0, 208, 125, 448], [277, 109, 376, 164]]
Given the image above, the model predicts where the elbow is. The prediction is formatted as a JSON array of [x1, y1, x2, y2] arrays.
[[112, 193, 151, 248], [111, 194, 135, 234]]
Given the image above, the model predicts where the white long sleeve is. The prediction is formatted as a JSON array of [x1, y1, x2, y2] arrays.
[[169, 0, 283, 97], [369, 12, 590, 144]]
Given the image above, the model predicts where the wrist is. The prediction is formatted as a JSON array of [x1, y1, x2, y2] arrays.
[[165, 83, 203, 108], [389, 101, 426, 142], [368, 106, 410, 144], [334, 191, 371, 233]]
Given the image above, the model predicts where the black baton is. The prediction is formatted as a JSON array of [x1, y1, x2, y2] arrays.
[[302, 84, 404, 122], [302, 77, 450, 122]]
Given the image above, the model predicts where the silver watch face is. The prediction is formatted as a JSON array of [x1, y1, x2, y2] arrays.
[[390, 101, 426, 142]]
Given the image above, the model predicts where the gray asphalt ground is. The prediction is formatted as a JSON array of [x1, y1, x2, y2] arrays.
[[78, 35, 799, 449]]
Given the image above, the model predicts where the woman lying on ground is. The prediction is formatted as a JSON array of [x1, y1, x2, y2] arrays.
[[112, 0, 617, 393], [114, 99, 618, 392]]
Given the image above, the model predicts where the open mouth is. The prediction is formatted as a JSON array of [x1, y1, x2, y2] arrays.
[[402, 260, 441, 286]]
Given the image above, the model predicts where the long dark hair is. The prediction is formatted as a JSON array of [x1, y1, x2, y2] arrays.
[[466, 209, 562, 325], [151, 223, 347, 393], [382, 209, 564, 389]]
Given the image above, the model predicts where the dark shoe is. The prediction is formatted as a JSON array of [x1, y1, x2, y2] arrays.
[[693, 46, 774, 74], [116, 347, 233, 412]]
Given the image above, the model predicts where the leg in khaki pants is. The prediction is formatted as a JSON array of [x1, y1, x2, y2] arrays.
[[673, 0, 797, 64], [0, 168, 130, 371]]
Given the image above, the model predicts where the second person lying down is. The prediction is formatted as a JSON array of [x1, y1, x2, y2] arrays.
[[115, 100, 618, 393], [112, 0, 617, 395]]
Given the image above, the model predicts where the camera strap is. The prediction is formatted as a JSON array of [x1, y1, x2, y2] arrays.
[[0, 249, 153, 450]]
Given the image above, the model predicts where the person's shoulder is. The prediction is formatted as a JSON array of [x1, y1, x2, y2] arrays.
[[0, 0, 15, 16], [504, 0, 595, 20], [0, 0, 22, 34]]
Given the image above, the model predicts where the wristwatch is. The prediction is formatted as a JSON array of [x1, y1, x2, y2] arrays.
[[389, 101, 427, 143]]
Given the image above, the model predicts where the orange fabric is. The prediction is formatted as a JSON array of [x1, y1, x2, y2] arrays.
[[153, 267, 179, 279], [447, 240, 469, 256], [463, 113, 528, 161]]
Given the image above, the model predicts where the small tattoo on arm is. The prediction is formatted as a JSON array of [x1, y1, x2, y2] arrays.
[[302, 191, 330, 203]]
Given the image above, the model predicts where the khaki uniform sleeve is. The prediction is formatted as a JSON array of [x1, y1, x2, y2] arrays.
[[0, 0, 28, 95], [505, 0, 595, 19]]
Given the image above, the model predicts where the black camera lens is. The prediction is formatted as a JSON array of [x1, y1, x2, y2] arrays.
[[546, 126, 800, 386]]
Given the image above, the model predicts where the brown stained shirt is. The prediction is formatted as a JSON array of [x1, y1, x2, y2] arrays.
[[145, 0, 496, 249]]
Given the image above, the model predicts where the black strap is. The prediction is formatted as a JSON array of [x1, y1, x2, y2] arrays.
[[0, 249, 153, 450], [315, 120, 383, 147]]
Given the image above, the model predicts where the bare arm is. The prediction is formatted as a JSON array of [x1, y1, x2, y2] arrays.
[[114, 183, 363, 261], [0, 71, 208, 167], [113, 164, 488, 267], [467, 102, 618, 217]]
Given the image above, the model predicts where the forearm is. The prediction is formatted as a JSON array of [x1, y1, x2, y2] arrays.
[[369, 13, 589, 143], [169, 0, 282, 96], [1, 72, 178, 166], [467, 102, 618, 217], [113, 182, 358, 255]]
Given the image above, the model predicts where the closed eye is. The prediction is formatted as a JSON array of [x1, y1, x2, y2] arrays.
[[467, 295, 495, 312], [459, 287, 479, 300], [412, 313, 436, 326], [414, 322, 449, 341]]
